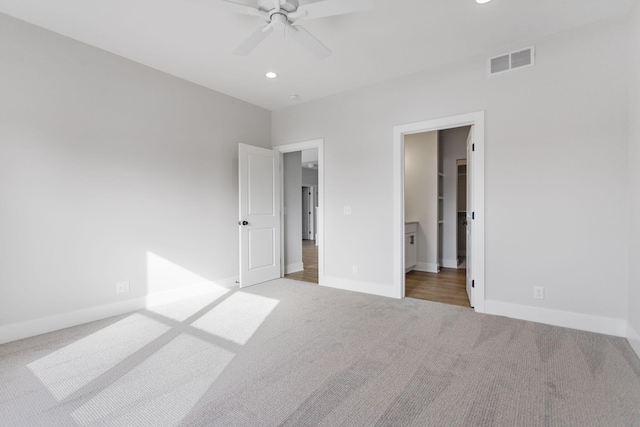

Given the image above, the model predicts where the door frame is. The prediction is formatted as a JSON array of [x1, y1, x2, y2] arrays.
[[273, 138, 324, 285], [393, 112, 485, 312]]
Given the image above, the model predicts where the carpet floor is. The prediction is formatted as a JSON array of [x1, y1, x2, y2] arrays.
[[1, 278, 639, 426]]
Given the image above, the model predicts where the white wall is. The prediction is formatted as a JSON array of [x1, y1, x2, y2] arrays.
[[0, 14, 271, 341], [405, 132, 438, 271], [284, 152, 303, 272], [272, 16, 630, 333], [440, 127, 469, 268], [628, 1, 640, 356]]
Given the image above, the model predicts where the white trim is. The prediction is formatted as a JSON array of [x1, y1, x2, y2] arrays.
[[285, 262, 304, 274], [414, 262, 439, 273], [441, 258, 459, 269], [323, 276, 398, 299], [485, 300, 626, 337], [628, 322, 640, 359], [0, 277, 238, 345], [393, 111, 485, 312], [273, 138, 324, 286]]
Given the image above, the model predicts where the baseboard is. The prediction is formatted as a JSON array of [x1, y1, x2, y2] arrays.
[[484, 300, 627, 337], [285, 262, 304, 274], [628, 322, 640, 359], [0, 276, 239, 346], [441, 258, 459, 269], [415, 262, 439, 273], [322, 276, 400, 299]]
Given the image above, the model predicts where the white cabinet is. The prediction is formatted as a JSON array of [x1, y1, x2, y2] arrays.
[[405, 222, 418, 272]]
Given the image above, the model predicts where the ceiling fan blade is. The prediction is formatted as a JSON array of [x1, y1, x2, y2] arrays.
[[216, 0, 267, 19], [287, 24, 332, 59], [294, 0, 373, 21], [234, 26, 274, 56]]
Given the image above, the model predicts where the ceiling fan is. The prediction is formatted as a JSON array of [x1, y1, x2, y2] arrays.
[[215, 0, 373, 59]]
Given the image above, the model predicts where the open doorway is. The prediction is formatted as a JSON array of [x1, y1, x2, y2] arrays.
[[284, 151, 319, 284], [403, 126, 471, 307], [393, 112, 485, 313], [274, 139, 323, 285]]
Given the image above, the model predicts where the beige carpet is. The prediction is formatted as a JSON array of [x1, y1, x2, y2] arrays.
[[1, 278, 639, 426]]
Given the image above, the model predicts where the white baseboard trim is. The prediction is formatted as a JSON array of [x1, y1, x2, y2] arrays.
[[441, 258, 459, 269], [415, 262, 439, 273], [285, 262, 304, 274], [0, 276, 239, 346], [322, 276, 400, 299], [484, 300, 627, 337], [627, 322, 640, 359]]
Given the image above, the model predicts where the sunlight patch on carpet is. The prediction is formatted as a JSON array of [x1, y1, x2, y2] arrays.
[[28, 314, 169, 401], [71, 333, 234, 426], [191, 292, 279, 345]]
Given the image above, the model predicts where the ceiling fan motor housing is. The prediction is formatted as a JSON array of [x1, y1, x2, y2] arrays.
[[258, 0, 299, 14], [229, 0, 371, 59]]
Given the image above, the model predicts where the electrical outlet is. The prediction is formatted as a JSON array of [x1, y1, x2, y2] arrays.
[[344, 206, 352, 215], [116, 281, 130, 294], [352, 265, 358, 275], [533, 286, 544, 300]]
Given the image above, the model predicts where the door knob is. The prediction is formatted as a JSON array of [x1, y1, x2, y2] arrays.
[[238, 220, 249, 226]]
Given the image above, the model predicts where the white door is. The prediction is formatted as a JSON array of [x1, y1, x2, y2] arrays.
[[301, 186, 315, 241], [465, 128, 474, 307], [302, 187, 310, 240], [238, 144, 281, 287]]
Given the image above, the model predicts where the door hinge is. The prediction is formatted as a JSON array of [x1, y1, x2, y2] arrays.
[[472, 212, 475, 220], [472, 143, 475, 152], [472, 280, 475, 288]]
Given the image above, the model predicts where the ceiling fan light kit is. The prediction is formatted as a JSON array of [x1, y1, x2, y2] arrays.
[[216, 0, 372, 59]]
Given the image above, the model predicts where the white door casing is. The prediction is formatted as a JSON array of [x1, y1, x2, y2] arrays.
[[466, 128, 474, 307], [238, 143, 281, 287], [393, 111, 485, 312]]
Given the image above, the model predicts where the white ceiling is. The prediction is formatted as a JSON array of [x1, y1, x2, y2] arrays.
[[0, 0, 635, 110]]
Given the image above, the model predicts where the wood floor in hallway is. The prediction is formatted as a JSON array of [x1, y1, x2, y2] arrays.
[[405, 268, 471, 308], [284, 240, 318, 284]]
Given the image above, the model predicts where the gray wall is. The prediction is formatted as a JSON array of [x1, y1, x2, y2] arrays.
[[0, 14, 271, 328], [272, 17, 629, 325], [283, 152, 303, 271], [628, 1, 640, 354]]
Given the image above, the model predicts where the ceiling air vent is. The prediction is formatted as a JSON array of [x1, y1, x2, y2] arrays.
[[489, 46, 535, 76]]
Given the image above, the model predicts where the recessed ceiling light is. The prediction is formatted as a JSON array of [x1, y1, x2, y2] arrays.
[[265, 71, 278, 79], [476, 0, 492, 3]]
